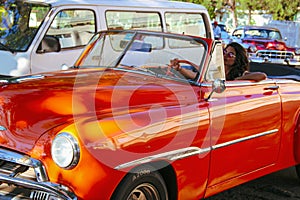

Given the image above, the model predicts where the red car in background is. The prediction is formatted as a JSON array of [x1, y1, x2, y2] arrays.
[[231, 26, 300, 66], [0, 30, 299, 200]]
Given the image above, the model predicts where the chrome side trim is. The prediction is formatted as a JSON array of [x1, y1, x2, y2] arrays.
[[14, 75, 45, 83], [0, 75, 45, 84], [212, 129, 279, 150], [114, 146, 211, 170], [115, 129, 278, 170], [201, 79, 276, 87]]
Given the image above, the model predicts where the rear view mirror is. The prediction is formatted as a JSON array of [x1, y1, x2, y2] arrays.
[[120, 40, 152, 52], [37, 36, 61, 53], [129, 41, 152, 52]]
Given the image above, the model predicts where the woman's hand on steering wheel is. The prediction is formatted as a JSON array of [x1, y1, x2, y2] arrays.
[[167, 58, 182, 77], [168, 58, 198, 79]]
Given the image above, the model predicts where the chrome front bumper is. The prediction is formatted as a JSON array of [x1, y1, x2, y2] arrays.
[[0, 148, 77, 200], [249, 50, 300, 66]]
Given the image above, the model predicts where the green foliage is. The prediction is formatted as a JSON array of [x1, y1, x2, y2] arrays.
[[174, 0, 300, 22], [173, 0, 222, 19], [264, 0, 299, 20], [239, 0, 299, 21]]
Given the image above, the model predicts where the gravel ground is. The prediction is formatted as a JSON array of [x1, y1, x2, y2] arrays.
[[206, 167, 300, 200]]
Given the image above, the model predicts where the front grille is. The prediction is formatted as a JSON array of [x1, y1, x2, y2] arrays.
[[0, 160, 35, 181], [256, 50, 294, 59], [0, 149, 48, 182], [0, 149, 47, 199], [0, 148, 77, 200], [0, 182, 31, 199], [30, 190, 58, 200]]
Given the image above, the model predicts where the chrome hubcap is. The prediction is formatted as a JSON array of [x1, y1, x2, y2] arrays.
[[127, 183, 160, 200]]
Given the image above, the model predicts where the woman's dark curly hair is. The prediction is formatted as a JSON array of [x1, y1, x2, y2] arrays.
[[225, 42, 250, 80]]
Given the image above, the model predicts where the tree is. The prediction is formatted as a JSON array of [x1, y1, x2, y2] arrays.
[[223, 0, 237, 27], [265, 0, 300, 21], [173, 0, 222, 19], [175, 0, 300, 24], [238, 0, 266, 25]]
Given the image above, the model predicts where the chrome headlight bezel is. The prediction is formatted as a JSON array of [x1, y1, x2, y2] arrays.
[[51, 132, 80, 169], [248, 45, 257, 53]]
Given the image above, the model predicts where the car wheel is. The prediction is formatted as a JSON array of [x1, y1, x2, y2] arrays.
[[296, 165, 300, 179], [111, 165, 168, 200]]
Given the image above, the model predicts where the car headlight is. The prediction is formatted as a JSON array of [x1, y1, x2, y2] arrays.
[[51, 132, 80, 169], [248, 45, 257, 53], [295, 48, 300, 55]]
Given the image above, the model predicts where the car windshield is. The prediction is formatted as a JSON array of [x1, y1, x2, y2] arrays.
[[76, 30, 207, 81], [0, 0, 50, 52], [244, 29, 282, 40]]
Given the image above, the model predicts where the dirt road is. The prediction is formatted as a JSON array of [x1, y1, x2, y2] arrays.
[[206, 167, 300, 200]]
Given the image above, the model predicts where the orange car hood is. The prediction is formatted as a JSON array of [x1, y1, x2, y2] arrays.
[[0, 68, 193, 153]]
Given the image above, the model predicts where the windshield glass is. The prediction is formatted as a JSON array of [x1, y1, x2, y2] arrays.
[[244, 29, 282, 40], [0, 0, 50, 52], [76, 31, 207, 81]]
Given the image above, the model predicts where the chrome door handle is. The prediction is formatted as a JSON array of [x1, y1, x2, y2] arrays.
[[264, 85, 279, 90]]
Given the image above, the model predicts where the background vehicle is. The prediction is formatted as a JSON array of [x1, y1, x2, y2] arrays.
[[0, 0, 212, 76], [212, 22, 231, 45], [231, 25, 300, 65], [266, 20, 300, 49], [0, 30, 299, 200]]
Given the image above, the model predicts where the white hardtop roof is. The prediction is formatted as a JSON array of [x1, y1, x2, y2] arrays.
[[28, 0, 206, 10]]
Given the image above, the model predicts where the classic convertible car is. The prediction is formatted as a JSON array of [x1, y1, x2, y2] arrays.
[[0, 30, 299, 200]]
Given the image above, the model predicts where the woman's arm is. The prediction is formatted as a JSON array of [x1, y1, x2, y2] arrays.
[[169, 58, 198, 79], [235, 71, 267, 81]]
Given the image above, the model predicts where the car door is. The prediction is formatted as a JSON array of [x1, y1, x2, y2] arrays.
[[207, 80, 281, 186], [31, 7, 97, 73], [202, 42, 281, 187]]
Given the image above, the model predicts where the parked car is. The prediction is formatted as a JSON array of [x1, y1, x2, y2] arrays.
[[0, 0, 212, 76], [231, 25, 300, 65], [0, 30, 299, 200]]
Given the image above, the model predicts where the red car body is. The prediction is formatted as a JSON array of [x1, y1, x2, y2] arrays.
[[0, 30, 299, 200]]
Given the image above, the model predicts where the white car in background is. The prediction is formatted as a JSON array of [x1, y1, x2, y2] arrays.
[[0, 0, 212, 76]]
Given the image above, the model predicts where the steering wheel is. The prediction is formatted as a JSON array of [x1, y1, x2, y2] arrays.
[[167, 59, 198, 79]]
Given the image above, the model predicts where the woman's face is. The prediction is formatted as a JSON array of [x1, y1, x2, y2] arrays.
[[224, 46, 236, 69]]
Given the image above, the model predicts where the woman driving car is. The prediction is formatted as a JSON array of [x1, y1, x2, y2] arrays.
[[169, 42, 267, 82]]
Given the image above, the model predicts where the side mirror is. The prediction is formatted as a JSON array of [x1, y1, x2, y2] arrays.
[[205, 79, 226, 101], [37, 35, 61, 53]]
